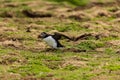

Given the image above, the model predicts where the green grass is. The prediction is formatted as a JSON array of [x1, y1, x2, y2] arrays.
[[105, 48, 116, 54], [54, 22, 80, 32], [48, 0, 90, 6], [75, 41, 105, 51], [9, 64, 51, 76], [0, 0, 120, 80], [0, 3, 30, 17], [0, 46, 120, 79], [0, 46, 15, 55], [103, 65, 120, 71]]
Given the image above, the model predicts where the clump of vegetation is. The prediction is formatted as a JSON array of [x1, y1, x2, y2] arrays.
[[48, 0, 89, 6], [63, 64, 79, 71], [9, 64, 51, 76], [54, 23, 81, 32], [76, 41, 104, 51], [105, 48, 116, 54], [103, 65, 120, 71]]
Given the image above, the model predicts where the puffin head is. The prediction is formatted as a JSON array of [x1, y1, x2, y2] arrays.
[[38, 32, 48, 39]]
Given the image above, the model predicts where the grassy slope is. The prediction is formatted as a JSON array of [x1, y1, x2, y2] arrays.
[[0, 0, 120, 80]]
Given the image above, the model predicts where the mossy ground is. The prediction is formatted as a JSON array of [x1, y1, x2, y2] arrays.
[[0, 0, 120, 80]]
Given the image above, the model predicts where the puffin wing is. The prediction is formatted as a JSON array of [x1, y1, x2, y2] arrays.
[[53, 32, 73, 41], [74, 33, 92, 41]]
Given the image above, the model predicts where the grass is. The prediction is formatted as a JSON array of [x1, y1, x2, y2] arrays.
[[0, 45, 120, 79], [48, 0, 90, 6], [54, 22, 80, 32], [0, 2, 30, 17], [104, 48, 116, 54], [75, 41, 105, 51], [0, 0, 120, 80], [9, 64, 51, 76]]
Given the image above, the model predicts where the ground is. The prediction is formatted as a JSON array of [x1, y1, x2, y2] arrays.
[[0, 0, 120, 80]]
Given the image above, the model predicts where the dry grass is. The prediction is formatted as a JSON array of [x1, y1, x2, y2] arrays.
[[0, 0, 120, 80]]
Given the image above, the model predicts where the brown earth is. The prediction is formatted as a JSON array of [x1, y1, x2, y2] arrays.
[[0, 0, 120, 80]]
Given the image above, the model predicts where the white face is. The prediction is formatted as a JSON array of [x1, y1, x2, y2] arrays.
[[43, 36, 57, 48]]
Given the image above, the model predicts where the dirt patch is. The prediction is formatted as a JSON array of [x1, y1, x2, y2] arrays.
[[91, 74, 120, 80], [82, 22, 105, 31], [44, 55, 87, 70], [22, 74, 61, 80], [106, 40, 120, 46], [4, 3, 19, 7], [26, 23, 52, 31], [116, 50, 120, 54], [109, 7, 120, 12], [93, 9, 111, 17], [41, 48, 86, 53], [94, 21, 110, 27], [113, 10, 120, 18], [1, 40, 23, 48], [63, 48, 86, 52], [21, 76, 37, 80], [0, 34, 8, 42], [0, 11, 15, 18], [0, 27, 17, 32], [71, 1, 117, 11], [62, 56, 87, 68], [91, 1, 116, 7], [0, 73, 21, 80], [22, 9, 53, 18], [0, 22, 7, 27], [68, 11, 92, 21], [0, 52, 27, 65], [112, 18, 120, 23], [95, 48, 105, 52]]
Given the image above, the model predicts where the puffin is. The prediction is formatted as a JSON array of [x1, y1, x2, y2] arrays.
[[38, 32, 73, 49]]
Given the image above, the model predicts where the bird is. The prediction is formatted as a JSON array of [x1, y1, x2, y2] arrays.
[[38, 32, 73, 49]]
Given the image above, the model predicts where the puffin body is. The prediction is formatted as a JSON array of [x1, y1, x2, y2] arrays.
[[38, 32, 72, 49], [43, 36, 57, 48], [43, 36, 63, 49]]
